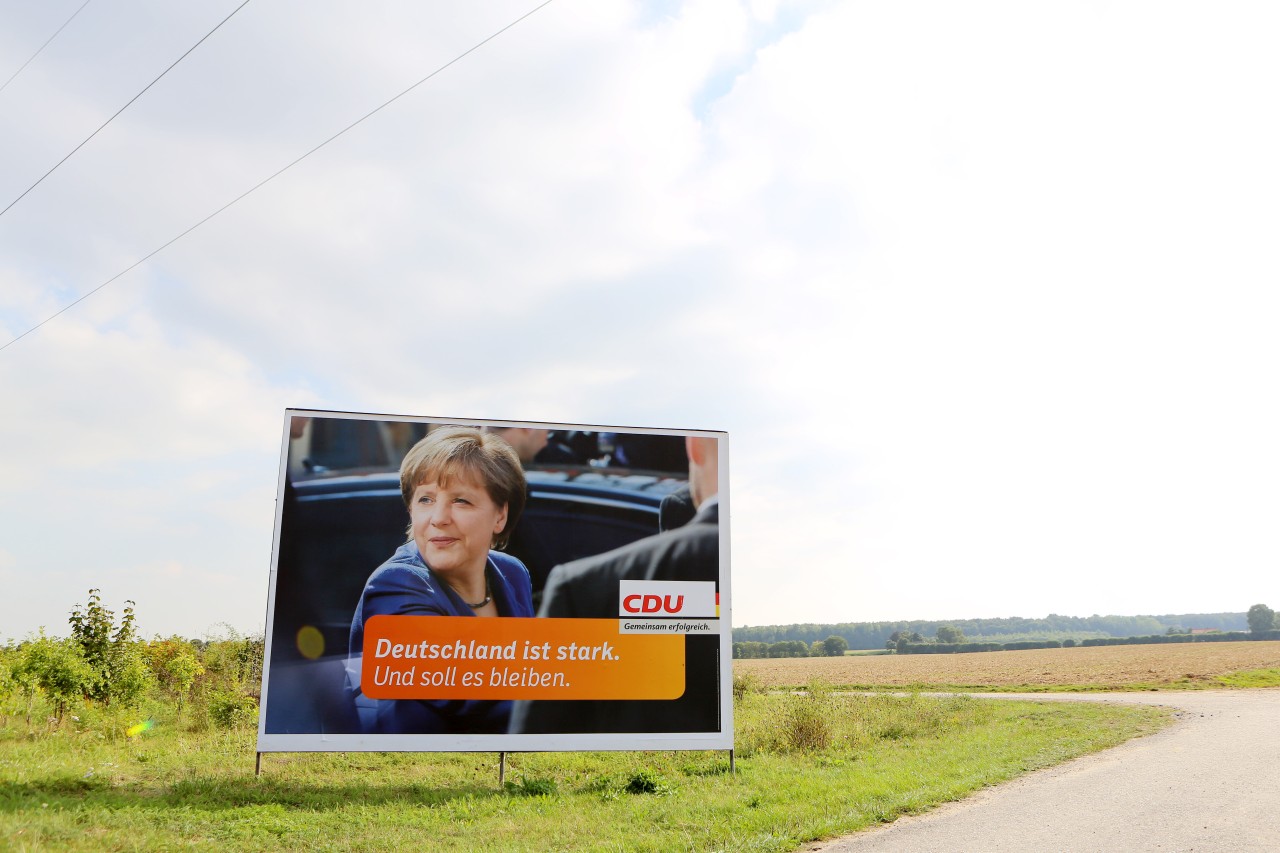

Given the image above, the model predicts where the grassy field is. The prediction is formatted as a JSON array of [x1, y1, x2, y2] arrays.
[[739, 640, 1280, 691], [0, 687, 1170, 852], [12, 640, 1275, 850]]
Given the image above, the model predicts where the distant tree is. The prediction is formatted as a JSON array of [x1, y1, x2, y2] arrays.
[[892, 631, 926, 653], [1247, 604, 1276, 634], [768, 640, 808, 658], [822, 636, 849, 657], [936, 625, 965, 644], [1166, 626, 1187, 635]]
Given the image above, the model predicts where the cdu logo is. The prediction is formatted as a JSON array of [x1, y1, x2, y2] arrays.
[[618, 580, 718, 618]]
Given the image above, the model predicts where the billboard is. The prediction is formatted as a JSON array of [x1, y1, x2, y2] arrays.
[[257, 409, 732, 752]]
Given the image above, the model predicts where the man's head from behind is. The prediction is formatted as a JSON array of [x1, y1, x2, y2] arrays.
[[485, 427, 549, 465], [685, 435, 719, 508]]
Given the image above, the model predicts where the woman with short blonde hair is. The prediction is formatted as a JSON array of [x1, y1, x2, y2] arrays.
[[347, 427, 533, 733]]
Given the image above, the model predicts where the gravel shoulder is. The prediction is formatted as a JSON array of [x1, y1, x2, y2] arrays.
[[811, 690, 1280, 853]]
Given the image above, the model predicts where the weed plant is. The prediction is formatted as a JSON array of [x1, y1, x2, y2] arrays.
[[734, 681, 990, 757]]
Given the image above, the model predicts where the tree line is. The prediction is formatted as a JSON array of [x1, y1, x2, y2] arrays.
[[734, 612, 1252, 651], [887, 605, 1280, 654], [733, 636, 849, 659]]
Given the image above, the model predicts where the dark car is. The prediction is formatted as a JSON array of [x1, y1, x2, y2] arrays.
[[263, 421, 690, 734], [269, 464, 685, 665]]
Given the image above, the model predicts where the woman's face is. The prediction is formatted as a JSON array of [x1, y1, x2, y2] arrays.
[[408, 470, 508, 581]]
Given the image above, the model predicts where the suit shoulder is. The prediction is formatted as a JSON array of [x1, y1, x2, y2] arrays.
[[554, 520, 718, 583]]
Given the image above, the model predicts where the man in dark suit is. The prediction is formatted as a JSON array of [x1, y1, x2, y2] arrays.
[[509, 435, 722, 734], [658, 484, 696, 532]]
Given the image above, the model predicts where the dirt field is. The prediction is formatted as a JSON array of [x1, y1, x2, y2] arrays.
[[734, 640, 1280, 689]]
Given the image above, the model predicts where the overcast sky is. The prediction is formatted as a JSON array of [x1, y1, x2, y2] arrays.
[[2, 1, 1277, 641]]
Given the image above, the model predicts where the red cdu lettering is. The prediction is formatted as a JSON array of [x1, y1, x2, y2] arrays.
[[622, 590, 687, 615]]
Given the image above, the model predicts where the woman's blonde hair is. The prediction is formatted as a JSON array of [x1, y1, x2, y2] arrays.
[[399, 426, 526, 549]]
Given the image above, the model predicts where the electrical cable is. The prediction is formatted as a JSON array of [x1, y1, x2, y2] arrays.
[[0, 0, 94, 96], [0, 0, 556, 354], [0, 0, 254, 221]]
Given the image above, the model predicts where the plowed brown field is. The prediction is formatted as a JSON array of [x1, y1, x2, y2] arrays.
[[734, 640, 1280, 689]]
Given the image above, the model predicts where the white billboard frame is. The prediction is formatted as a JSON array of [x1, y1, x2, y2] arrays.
[[257, 408, 732, 753]]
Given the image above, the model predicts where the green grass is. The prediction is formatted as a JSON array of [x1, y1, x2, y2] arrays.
[[0, 691, 1170, 852], [1213, 667, 1280, 688]]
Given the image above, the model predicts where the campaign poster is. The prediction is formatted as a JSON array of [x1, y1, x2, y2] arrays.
[[257, 409, 732, 752]]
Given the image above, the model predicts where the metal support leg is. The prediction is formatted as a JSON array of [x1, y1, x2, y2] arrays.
[[499, 751, 506, 786], [729, 749, 735, 775], [255, 752, 262, 777]]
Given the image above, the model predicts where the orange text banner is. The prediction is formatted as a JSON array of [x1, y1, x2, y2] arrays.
[[359, 615, 686, 700]]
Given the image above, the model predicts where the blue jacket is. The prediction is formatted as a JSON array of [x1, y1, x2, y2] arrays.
[[347, 542, 534, 733]]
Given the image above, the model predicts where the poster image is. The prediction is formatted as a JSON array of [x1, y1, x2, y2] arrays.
[[257, 410, 732, 752]]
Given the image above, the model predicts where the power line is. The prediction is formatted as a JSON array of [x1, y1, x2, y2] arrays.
[[0, 0, 254, 221], [0, 0, 94, 96], [1, 0, 557, 354]]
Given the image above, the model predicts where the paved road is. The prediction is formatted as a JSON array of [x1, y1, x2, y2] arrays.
[[812, 690, 1280, 853]]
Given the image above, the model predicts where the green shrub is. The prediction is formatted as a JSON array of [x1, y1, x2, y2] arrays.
[[199, 628, 264, 694], [624, 769, 673, 795], [144, 637, 204, 718], [68, 590, 153, 707], [732, 672, 762, 700], [779, 680, 836, 752], [208, 690, 258, 729], [12, 632, 94, 722]]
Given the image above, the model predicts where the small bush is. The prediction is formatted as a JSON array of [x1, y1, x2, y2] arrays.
[[624, 769, 673, 795], [780, 680, 836, 752], [208, 690, 258, 729], [733, 672, 762, 700]]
